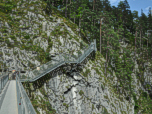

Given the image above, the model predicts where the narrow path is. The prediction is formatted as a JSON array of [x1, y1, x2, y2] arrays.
[[0, 80, 18, 114]]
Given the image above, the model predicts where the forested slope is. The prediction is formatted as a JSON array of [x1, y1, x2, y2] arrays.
[[0, 0, 152, 113]]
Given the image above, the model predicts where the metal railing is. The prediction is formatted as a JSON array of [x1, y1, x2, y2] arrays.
[[20, 39, 96, 82], [69, 42, 96, 73], [0, 39, 96, 113], [0, 73, 9, 94], [0, 73, 9, 110], [16, 73, 36, 114]]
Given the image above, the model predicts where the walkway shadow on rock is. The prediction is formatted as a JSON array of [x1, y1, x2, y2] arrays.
[[22, 68, 61, 98]]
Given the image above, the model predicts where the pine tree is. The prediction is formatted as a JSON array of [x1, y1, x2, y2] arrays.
[[117, 0, 130, 41], [65, 0, 67, 18], [111, 6, 118, 32], [70, 0, 77, 23], [147, 7, 152, 30], [69, 0, 71, 20], [45, 0, 52, 15], [98, 10, 118, 77], [131, 10, 139, 35], [93, 0, 104, 53], [147, 7, 152, 60], [141, 9, 148, 35]]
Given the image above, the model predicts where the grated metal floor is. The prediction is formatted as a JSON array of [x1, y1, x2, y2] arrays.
[[0, 80, 18, 114]]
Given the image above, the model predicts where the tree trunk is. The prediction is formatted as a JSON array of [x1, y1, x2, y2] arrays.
[[100, 17, 102, 54], [79, 16, 81, 37], [93, 0, 95, 10], [116, 63, 119, 94], [129, 84, 131, 104], [120, 16, 121, 41], [123, 20, 125, 41], [140, 28, 141, 50], [147, 40, 148, 62], [151, 33, 152, 60], [75, 0, 78, 24], [105, 36, 109, 76], [74, 16, 75, 24], [105, 49, 107, 77], [69, 0, 71, 20], [74, 1, 75, 24], [135, 27, 137, 73], [65, 0, 68, 18], [94, 18, 95, 40], [52, 0, 54, 7]]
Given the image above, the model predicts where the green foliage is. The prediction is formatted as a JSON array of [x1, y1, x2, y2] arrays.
[[10, 35, 16, 40], [79, 90, 84, 96], [82, 69, 90, 77], [45, 52, 51, 62], [24, 35, 30, 39], [0, 1, 16, 13], [63, 103, 69, 110], [134, 91, 152, 114]]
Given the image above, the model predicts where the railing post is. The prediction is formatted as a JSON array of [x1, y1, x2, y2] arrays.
[[59, 54, 60, 62], [2, 68, 3, 75], [5, 76, 6, 85], [7, 74, 8, 83], [1, 78, 2, 93], [0, 78, 1, 93], [94, 39, 96, 52], [3, 76, 5, 89], [1, 77, 2, 93], [5, 75, 8, 85], [4, 76, 6, 86], [3, 77, 4, 89], [79, 52, 80, 63], [90, 44, 91, 54], [2, 77, 3, 90], [5, 75, 6, 85], [16, 74, 21, 114], [18, 69, 21, 79], [3, 77, 5, 88]]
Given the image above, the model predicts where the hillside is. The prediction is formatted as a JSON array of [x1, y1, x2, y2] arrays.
[[0, 0, 152, 114]]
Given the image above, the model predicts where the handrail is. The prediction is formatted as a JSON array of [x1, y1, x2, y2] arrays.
[[0, 73, 9, 110], [0, 73, 9, 94], [1, 39, 96, 114], [0, 72, 9, 78], [20, 39, 96, 82], [16, 73, 36, 114]]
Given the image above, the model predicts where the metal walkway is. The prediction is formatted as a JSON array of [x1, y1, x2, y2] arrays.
[[0, 80, 18, 114], [20, 39, 97, 82], [0, 39, 97, 114]]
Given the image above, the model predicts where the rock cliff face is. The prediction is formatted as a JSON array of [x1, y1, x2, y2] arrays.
[[0, 0, 152, 114]]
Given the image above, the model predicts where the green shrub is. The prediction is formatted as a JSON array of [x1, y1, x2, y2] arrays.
[[79, 90, 84, 96], [24, 35, 30, 39], [0, 2, 16, 13]]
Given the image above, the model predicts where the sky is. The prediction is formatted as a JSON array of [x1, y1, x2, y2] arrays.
[[108, 0, 152, 18]]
